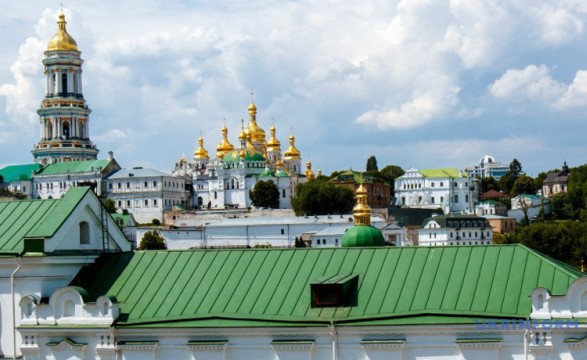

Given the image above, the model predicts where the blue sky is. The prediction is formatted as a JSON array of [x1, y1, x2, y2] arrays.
[[1, 1, 587, 176]]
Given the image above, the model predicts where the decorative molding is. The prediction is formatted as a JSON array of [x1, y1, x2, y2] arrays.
[[117, 340, 158, 351], [46, 337, 87, 351], [456, 338, 502, 350], [271, 339, 315, 351], [565, 335, 587, 349], [187, 340, 228, 351], [361, 339, 406, 350]]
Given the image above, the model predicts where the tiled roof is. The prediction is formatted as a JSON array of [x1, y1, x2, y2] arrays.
[[37, 159, 112, 175], [70, 244, 584, 327], [0, 164, 41, 182], [422, 214, 490, 228], [0, 187, 90, 254]]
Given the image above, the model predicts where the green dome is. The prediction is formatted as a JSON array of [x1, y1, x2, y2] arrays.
[[258, 168, 275, 177], [341, 225, 385, 247], [222, 149, 266, 163]]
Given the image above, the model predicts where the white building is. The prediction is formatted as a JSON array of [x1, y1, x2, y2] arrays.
[[173, 102, 309, 210], [106, 168, 187, 224], [417, 214, 493, 246], [137, 214, 386, 249], [394, 167, 478, 214], [475, 199, 507, 216], [464, 155, 509, 179], [509, 194, 551, 223], [0, 164, 41, 199]]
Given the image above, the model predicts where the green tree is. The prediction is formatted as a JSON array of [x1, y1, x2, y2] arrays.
[[481, 176, 500, 193], [379, 164, 405, 197], [291, 178, 355, 216], [511, 174, 536, 196], [534, 171, 550, 192], [366, 155, 378, 172], [509, 158, 523, 177], [104, 198, 117, 213], [249, 180, 280, 209], [294, 236, 306, 248], [138, 231, 167, 250]]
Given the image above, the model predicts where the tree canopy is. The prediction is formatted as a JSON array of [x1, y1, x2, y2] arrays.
[[511, 174, 536, 196], [138, 231, 167, 250], [291, 178, 355, 216], [366, 155, 378, 172], [481, 176, 499, 193], [249, 180, 280, 209]]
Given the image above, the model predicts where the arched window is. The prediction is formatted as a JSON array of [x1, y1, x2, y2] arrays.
[[79, 221, 90, 244], [454, 194, 459, 203], [47, 121, 53, 140], [62, 121, 70, 139], [61, 73, 68, 94], [79, 121, 85, 139], [63, 300, 75, 317]]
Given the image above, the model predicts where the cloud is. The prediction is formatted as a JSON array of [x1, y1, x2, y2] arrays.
[[533, 5, 583, 45]]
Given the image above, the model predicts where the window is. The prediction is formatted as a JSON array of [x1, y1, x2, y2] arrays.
[[465, 194, 469, 203], [322, 239, 326, 245], [117, 183, 121, 189], [108, 183, 113, 189], [126, 182, 130, 188], [153, 181, 157, 187], [144, 181, 148, 187], [431, 182, 435, 187], [454, 194, 459, 203], [79, 221, 90, 244], [282, 189, 286, 198], [440, 196, 444, 203], [316, 239, 320, 245], [144, 199, 149, 207], [118, 200, 122, 207], [126, 200, 131, 207], [431, 197, 435, 204], [63, 300, 75, 317], [453, 182, 458, 187], [440, 182, 444, 187], [281, 229, 285, 235], [154, 199, 158, 206]]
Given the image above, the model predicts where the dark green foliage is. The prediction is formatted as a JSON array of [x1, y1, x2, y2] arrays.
[[509, 158, 523, 177], [481, 176, 500, 193], [511, 174, 536, 196], [104, 198, 117, 213], [152, 219, 161, 225], [294, 236, 306, 248], [249, 180, 280, 209], [291, 178, 355, 216], [366, 155, 378, 172], [138, 231, 167, 250]]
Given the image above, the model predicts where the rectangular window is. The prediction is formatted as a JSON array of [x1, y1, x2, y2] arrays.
[[440, 182, 444, 187], [144, 181, 148, 187], [281, 229, 285, 235], [431, 182, 435, 187], [153, 181, 157, 187], [154, 199, 158, 206], [431, 197, 435, 204], [440, 196, 444, 203]]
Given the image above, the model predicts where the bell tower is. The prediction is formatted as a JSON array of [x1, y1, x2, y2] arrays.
[[32, 10, 98, 165]]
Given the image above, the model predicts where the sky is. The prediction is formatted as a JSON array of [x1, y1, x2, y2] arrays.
[[1, 1, 587, 176]]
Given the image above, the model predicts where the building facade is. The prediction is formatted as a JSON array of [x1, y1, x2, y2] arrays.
[[417, 214, 493, 246], [394, 167, 478, 214], [464, 155, 509, 180], [0, 164, 41, 198], [330, 170, 391, 208], [543, 161, 570, 198], [31, 11, 98, 164]]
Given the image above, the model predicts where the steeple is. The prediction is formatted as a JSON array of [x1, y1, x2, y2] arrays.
[[352, 184, 371, 226], [32, 9, 98, 164], [341, 184, 385, 247], [193, 136, 209, 160], [305, 161, 315, 180], [216, 124, 234, 159], [245, 94, 266, 154]]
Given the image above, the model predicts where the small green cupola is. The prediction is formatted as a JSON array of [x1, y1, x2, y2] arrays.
[[341, 184, 385, 247]]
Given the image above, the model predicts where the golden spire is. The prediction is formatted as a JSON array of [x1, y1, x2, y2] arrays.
[[283, 133, 301, 159], [239, 119, 247, 147], [353, 183, 371, 226], [47, 9, 78, 51], [193, 135, 209, 160], [266, 125, 281, 151], [305, 160, 315, 180], [216, 124, 234, 159]]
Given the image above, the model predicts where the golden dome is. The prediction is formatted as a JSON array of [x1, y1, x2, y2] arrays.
[[305, 161, 315, 180], [266, 125, 281, 151], [283, 133, 301, 159], [246, 102, 266, 143], [353, 184, 371, 226], [216, 125, 234, 159], [246, 134, 256, 150], [248, 102, 257, 114], [276, 159, 284, 168], [194, 136, 209, 160], [47, 11, 78, 51]]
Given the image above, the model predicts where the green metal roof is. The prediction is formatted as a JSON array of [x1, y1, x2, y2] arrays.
[[420, 168, 466, 178], [37, 159, 112, 175], [0, 164, 41, 182], [69, 244, 584, 328], [0, 187, 90, 254], [222, 149, 265, 163], [341, 225, 385, 247]]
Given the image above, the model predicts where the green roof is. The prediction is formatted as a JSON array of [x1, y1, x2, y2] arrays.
[[341, 225, 385, 247], [69, 244, 584, 328], [111, 213, 134, 227], [0, 187, 90, 254], [420, 168, 466, 178], [0, 164, 41, 182], [222, 149, 265, 163], [37, 159, 112, 175]]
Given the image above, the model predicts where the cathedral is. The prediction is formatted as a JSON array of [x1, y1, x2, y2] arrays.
[[173, 102, 315, 210]]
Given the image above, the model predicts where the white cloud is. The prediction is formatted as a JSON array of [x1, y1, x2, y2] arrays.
[[534, 5, 583, 45], [489, 65, 565, 103], [555, 71, 587, 108]]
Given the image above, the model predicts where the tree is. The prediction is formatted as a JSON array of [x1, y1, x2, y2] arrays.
[[291, 178, 355, 215], [138, 231, 167, 250], [511, 174, 536, 196], [104, 198, 117, 213], [366, 155, 378, 172], [379, 164, 405, 197], [509, 158, 523, 177], [294, 236, 306, 248], [481, 176, 500, 193], [249, 180, 280, 209]]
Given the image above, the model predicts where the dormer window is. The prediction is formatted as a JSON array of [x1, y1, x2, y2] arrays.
[[79, 221, 90, 244], [311, 274, 358, 307]]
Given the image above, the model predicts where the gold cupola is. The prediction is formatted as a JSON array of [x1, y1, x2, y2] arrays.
[[246, 101, 266, 143], [47, 10, 78, 51], [193, 136, 209, 160], [353, 184, 372, 226], [216, 125, 234, 159], [266, 125, 281, 152], [305, 161, 315, 180], [283, 133, 301, 159]]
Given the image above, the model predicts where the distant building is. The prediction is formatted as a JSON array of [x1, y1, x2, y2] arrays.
[[475, 200, 507, 216], [106, 168, 187, 223], [380, 223, 408, 246], [482, 214, 516, 234], [417, 214, 493, 246], [0, 164, 41, 198], [330, 169, 391, 208], [394, 167, 478, 214], [509, 194, 551, 223], [464, 155, 509, 179], [543, 162, 570, 198]]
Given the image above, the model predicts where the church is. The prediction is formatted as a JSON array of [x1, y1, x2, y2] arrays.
[[173, 101, 315, 210]]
